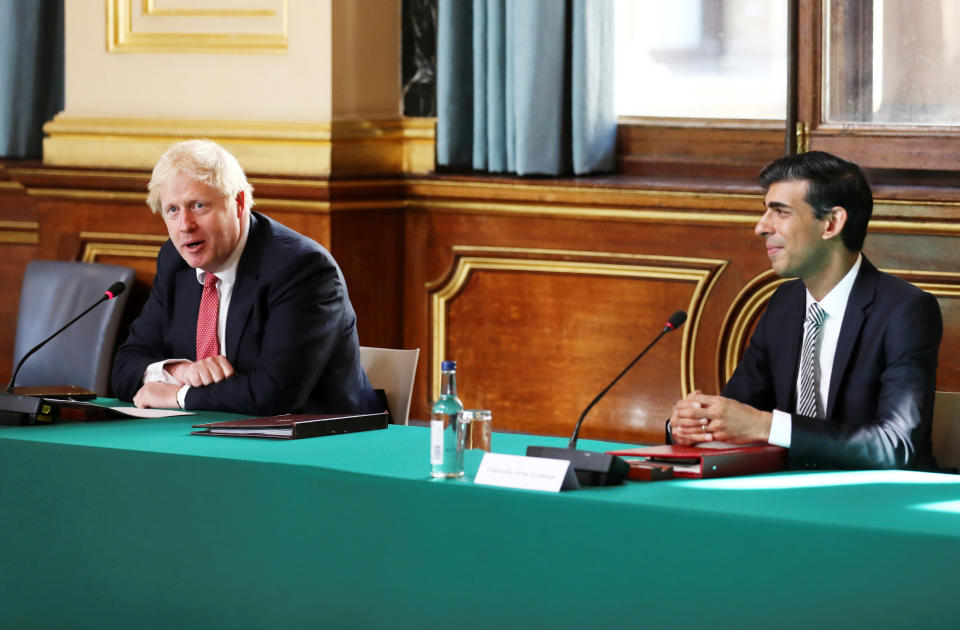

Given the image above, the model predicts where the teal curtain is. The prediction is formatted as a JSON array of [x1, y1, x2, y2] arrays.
[[0, 0, 64, 158], [437, 0, 615, 176]]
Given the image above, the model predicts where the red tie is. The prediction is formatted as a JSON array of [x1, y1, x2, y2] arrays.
[[196, 272, 220, 360]]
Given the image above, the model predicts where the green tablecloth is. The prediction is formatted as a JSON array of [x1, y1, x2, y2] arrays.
[[2, 403, 959, 629]]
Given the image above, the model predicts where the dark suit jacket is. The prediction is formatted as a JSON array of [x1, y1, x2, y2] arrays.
[[112, 211, 381, 416], [722, 256, 941, 470]]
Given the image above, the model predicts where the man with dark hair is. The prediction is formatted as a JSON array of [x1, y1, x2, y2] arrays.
[[669, 151, 942, 469]]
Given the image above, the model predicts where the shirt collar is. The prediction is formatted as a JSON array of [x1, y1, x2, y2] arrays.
[[806, 253, 862, 318], [195, 213, 251, 286]]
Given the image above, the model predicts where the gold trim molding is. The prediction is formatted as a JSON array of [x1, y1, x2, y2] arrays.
[[406, 177, 761, 204], [409, 198, 761, 226], [43, 115, 331, 139], [108, 0, 288, 54], [26, 188, 147, 203], [885, 268, 960, 298], [869, 219, 960, 235], [43, 114, 331, 175], [796, 122, 810, 153], [82, 242, 163, 263], [719, 267, 960, 384], [0, 221, 39, 245], [142, 0, 276, 17], [331, 118, 436, 175], [20, 185, 401, 215], [428, 246, 727, 401], [79, 231, 167, 263], [405, 195, 960, 235], [80, 231, 167, 243], [0, 233, 38, 245], [718, 270, 787, 382], [0, 221, 38, 230], [42, 115, 433, 177]]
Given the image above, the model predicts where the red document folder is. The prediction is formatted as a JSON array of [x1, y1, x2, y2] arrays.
[[606, 444, 787, 479], [192, 411, 388, 439]]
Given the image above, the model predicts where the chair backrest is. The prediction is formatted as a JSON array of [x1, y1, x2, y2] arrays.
[[359, 346, 420, 425], [932, 391, 960, 469], [12, 261, 135, 396]]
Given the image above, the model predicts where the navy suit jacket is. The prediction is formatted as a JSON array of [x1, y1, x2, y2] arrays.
[[723, 256, 941, 470], [112, 211, 381, 416]]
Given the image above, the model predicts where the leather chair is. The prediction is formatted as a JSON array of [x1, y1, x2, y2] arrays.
[[359, 346, 420, 424], [11, 261, 135, 396], [932, 391, 960, 471]]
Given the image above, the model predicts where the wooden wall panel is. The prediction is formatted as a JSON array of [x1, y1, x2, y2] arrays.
[[0, 174, 41, 384], [0, 166, 406, 388], [0, 233, 39, 385], [428, 248, 725, 443], [77, 231, 167, 350], [331, 209, 405, 349], [1, 163, 957, 445], [403, 185, 769, 440], [935, 297, 960, 388], [405, 176, 960, 444]]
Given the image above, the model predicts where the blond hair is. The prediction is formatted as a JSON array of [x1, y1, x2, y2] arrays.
[[146, 139, 255, 215]]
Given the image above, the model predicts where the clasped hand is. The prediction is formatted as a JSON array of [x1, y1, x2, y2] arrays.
[[166, 355, 235, 387], [133, 356, 235, 409], [670, 390, 773, 446]]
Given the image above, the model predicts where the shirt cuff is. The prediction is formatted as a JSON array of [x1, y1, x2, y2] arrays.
[[768, 409, 792, 447], [144, 359, 189, 386], [176, 385, 190, 410]]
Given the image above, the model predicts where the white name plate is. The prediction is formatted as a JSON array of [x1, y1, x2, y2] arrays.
[[474, 453, 580, 492]]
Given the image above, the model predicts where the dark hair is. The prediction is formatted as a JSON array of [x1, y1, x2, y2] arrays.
[[758, 151, 873, 251]]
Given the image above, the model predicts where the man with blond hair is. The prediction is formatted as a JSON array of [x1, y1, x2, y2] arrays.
[[112, 139, 380, 416]]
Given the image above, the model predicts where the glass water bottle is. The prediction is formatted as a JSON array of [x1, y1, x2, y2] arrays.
[[430, 360, 464, 478]]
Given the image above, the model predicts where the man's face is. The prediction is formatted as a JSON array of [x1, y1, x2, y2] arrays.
[[755, 179, 831, 279], [160, 171, 244, 272]]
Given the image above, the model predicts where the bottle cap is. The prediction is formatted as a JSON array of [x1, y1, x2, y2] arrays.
[[441, 360, 457, 371]]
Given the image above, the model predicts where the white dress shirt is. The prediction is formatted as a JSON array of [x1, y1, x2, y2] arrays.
[[142, 217, 251, 407], [767, 254, 862, 447]]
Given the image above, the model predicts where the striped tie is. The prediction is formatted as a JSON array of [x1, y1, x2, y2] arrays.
[[797, 302, 826, 418]]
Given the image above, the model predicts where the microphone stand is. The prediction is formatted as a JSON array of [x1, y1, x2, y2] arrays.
[[0, 282, 125, 426], [6, 294, 111, 393], [526, 311, 687, 487], [567, 325, 676, 450]]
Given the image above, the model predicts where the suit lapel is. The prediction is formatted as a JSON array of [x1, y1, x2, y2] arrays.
[[775, 281, 806, 411], [174, 266, 203, 359], [826, 257, 877, 416], [225, 213, 263, 362]]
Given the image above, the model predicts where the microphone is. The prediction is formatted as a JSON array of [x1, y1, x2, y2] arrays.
[[526, 310, 687, 486], [568, 310, 686, 449], [0, 281, 126, 425]]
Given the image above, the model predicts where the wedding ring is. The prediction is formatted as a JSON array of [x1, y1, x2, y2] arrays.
[[701, 418, 707, 426]]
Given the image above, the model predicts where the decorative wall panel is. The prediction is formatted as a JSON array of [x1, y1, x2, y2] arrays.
[[1, 164, 957, 444], [427, 247, 726, 442], [107, 0, 288, 54]]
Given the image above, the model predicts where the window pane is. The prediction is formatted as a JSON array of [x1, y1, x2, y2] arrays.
[[614, 0, 787, 119], [825, 0, 960, 125]]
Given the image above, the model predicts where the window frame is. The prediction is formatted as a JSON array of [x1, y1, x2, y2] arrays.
[[614, 0, 960, 185], [799, 0, 960, 172]]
